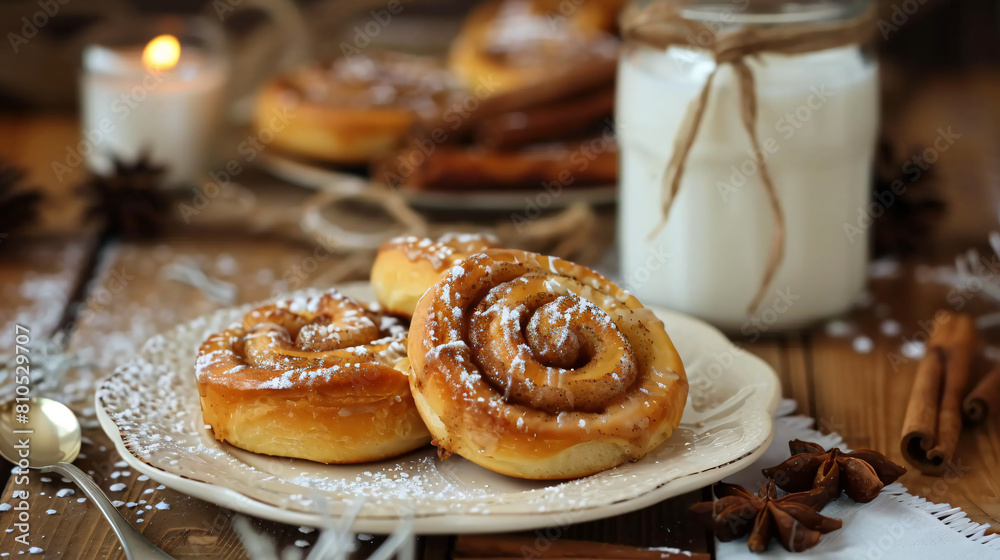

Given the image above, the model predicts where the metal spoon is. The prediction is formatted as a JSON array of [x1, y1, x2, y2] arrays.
[[0, 397, 173, 559]]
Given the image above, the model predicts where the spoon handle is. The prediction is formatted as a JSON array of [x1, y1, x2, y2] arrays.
[[46, 462, 174, 560]]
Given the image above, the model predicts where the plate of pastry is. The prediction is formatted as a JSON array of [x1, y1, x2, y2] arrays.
[[256, 151, 618, 212], [253, 0, 623, 211], [96, 236, 781, 533]]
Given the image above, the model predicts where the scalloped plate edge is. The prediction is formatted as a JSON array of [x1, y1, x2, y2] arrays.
[[95, 289, 781, 534]]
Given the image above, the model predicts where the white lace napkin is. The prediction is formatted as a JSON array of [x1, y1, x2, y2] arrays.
[[717, 400, 1000, 560]]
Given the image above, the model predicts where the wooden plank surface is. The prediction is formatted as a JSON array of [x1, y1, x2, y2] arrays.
[[0, 114, 88, 236], [0, 238, 93, 351], [0, 237, 95, 489], [5, 238, 1000, 556], [743, 336, 813, 418], [0, 236, 388, 559], [455, 489, 712, 560], [809, 259, 1000, 532]]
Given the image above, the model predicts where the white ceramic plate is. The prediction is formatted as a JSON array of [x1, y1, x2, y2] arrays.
[[96, 283, 780, 534], [257, 151, 618, 211]]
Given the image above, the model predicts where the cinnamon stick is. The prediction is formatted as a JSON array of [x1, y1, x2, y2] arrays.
[[900, 312, 977, 475], [453, 535, 708, 560], [962, 361, 1000, 424]]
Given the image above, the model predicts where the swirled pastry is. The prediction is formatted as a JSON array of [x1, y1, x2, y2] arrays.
[[255, 52, 457, 164], [408, 249, 687, 479], [448, 0, 620, 95], [371, 233, 500, 318], [195, 289, 430, 464]]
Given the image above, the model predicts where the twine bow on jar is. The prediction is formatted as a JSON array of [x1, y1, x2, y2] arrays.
[[621, 1, 876, 314]]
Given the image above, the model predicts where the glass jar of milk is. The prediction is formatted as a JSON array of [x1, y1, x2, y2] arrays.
[[617, 0, 878, 333]]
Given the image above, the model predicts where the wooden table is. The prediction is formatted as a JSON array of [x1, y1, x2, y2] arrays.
[[2, 100, 1000, 558]]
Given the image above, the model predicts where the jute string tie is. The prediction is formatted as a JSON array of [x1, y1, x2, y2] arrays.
[[621, 1, 876, 313]]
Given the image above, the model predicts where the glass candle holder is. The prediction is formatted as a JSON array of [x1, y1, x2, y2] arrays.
[[617, 0, 878, 333], [80, 16, 229, 188]]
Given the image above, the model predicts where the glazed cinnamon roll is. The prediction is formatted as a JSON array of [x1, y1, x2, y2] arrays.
[[408, 249, 687, 479], [371, 233, 500, 318], [195, 289, 430, 464]]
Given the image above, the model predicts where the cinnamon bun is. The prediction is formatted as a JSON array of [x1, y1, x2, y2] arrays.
[[448, 0, 621, 95], [255, 52, 457, 164], [371, 233, 500, 318], [407, 249, 687, 479], [195, 289, 430, 463]]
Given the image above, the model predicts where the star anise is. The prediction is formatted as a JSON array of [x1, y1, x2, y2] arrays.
[[76, 152, 170, 239], [0, 161, 43, 244], [690, 479, 841, 553], [762, 440, 907, 503]]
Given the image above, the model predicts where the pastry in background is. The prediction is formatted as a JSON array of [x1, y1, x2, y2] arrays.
[[256, 0, 624, 195], [371, 233, 500, 318], [407, 249, 688, 479], [375, 140, 617, 192], [254, 52, 457, 165], [373, 0, 622, 194], [449, 0, 621, 95], [195, 289, 430, 464]]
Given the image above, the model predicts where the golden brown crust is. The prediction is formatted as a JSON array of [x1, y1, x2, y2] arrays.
[[254, 53, 456, 165], [448, 0, 621, 95], [195, 289, 430, 464], [374, 142, 618, 192], [407, 249, 688, 479], [371, 233, 500, 318]]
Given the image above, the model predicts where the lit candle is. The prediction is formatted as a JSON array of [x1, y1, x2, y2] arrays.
[[80, 20, 228, 187]]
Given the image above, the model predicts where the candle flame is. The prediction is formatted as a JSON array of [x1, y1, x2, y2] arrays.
[[142, 35, 181, 71]]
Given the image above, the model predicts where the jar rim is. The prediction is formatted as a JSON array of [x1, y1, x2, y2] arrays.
[[668, 0, 871, 25]]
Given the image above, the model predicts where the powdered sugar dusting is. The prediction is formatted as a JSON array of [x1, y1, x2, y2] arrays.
[[194, 289, 409, 392], [385, 234, 498, 271], [96, 283, 768, 526]]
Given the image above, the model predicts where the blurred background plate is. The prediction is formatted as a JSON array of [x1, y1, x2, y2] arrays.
[[257, 151, 618, 211]]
